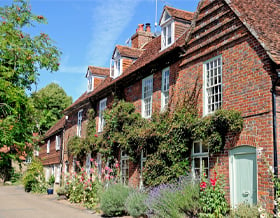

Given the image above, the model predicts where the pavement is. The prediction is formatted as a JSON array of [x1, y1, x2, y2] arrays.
[[0, 185, 102, 218]]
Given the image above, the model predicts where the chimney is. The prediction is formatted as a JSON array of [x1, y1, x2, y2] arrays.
[[138, 24, 144, 32], [131, 23, 154, 49], [145, 23, 151, 32]]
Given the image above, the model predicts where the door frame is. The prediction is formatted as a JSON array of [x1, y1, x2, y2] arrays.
[[229, 145, 258, 207]]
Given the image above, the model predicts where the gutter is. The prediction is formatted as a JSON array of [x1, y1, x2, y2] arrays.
[[271, 69, 280, 215]]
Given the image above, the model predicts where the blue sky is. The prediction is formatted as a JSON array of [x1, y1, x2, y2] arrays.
[[1, 0, 200, 101]]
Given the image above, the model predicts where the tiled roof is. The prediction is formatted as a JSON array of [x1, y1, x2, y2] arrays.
[[44, 116, 66, 139], [115, 45, 144, 59], [225, 0, 280, 65], [165, 5, 194, 21], [88, 66, 110, 77], [63, 17, 192, 114]]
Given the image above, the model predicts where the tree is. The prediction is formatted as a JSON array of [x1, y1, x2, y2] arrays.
[[0, 0, 61, 181], [31, 83, 72, 135]]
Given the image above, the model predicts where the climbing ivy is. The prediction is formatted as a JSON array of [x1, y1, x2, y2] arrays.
[[68, 98, 243, 186]]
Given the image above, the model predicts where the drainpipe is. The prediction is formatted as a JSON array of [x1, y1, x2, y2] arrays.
[[271, 70, 280, 215]]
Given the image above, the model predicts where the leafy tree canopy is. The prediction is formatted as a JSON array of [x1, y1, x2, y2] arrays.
[[0, 0, 61, 175], [31, 83, 72, 135]]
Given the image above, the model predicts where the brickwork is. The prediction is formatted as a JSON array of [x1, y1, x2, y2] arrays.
[[46, 0, 280, 212]]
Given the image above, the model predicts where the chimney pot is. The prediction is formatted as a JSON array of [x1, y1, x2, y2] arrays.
[[145, 23, 151, 32], [138, 24, 144, 31]]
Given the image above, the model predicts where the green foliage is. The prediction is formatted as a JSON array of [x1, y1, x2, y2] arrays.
[[31, 83, 72, 134], [229, 203, 260, 218], [48, 175, 55, 186], [56, 186, 68, 196], [80, 98, 243, 187], [100, 183, 131, 216], [22, 158, 47, 193], [67, 109, 97, 161], [199, 170, 229, 217], [146, 179, 201, 218], [125, 190, 148, 218], [0, 0, 61, 180], [66, 168, 102, 209], [176, 181, 201, 217], [193, 109, 243, 153]]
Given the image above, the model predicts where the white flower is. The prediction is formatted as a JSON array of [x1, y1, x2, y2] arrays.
[[277, 211, 280, 218], [260, 213, 267, 218], [258, 206, 264, 213]]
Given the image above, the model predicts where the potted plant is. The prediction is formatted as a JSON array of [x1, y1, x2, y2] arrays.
[[47, 175, 55, 195], [56, 186, 68, 199]]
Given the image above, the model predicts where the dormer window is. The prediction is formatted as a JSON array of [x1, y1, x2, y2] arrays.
[[87, 75, 93, 92], [160, 10, 174, 49], [110, 51, 122, 79]]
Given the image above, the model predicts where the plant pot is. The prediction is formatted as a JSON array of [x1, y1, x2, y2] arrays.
[[47, 188, 53, 195]]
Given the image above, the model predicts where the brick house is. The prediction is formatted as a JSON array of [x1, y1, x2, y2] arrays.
[[39, 117, 65, 184], [42, 0, 280, 211]]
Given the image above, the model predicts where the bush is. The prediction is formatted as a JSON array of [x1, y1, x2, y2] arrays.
[[125, 190, 148, 217], [229, 203, 261, 218], [146, 183, 185, 218], [176, 179, 201, 217], [56, 186, 68, 196], [23, 158, 47, 193], [48, 175, 55, 186], [100, 183, 131, 216]]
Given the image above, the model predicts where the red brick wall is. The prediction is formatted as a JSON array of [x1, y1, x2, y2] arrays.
[[39, 132, 62, 166]]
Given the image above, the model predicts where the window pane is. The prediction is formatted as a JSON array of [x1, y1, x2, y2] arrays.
[[194, 142, 200, 153], [202, 144, 208, 152], [194, 158, 200, 168], [202, 157, 208, 168]]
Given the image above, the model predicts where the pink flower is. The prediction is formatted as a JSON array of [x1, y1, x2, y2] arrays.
[[105, 166, 109, 171], [94, 134, 98, 137], [81, 167, 84, 172], [90, 158, 94, 162], [94, 161, 98, 167], [105, 174, 110, 180], [109, 168, 113, 173], [90, 168, 94, 173], [115, 163, 119, 168], [200, 181, 207, 189], [76, 161, 80, 166], [110, 175, 114, 179], [210, 178, 216, 187]]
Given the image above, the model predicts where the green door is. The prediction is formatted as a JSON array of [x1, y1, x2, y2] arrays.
[[230, 146, 257, 206]]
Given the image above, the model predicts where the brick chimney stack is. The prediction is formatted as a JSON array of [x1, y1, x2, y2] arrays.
[[131, 23, 154, 49]]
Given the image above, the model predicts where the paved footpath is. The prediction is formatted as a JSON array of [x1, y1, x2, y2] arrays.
[[0, 185, 101, 218]]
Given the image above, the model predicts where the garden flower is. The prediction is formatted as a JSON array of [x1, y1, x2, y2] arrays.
[[90, 168, 94, 173], [90, 158, 93, 162], [105, 166, 109, 171], [258, 206, 264, 213], [210, 178, 216, 187], [260, 213, 267, 218], [277, 211, 280, 217], [81, 167, 84, 172], [105, 174, 110, 180], [94, 161, 98, 167], [200, 181, 207, 189], [94, 134, 98, 137]]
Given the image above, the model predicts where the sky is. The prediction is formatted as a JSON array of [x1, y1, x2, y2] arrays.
[[0, 0, 200, 102]]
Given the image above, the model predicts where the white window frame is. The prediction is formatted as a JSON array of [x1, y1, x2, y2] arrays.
[[87, 75, 93, 92], [161, 67, 170, 111], [98, 98, 107, 132], [47, 139, 50, 154], [110, 51, 122, 79], [161, 20, 174, 50], [77, 109, 83, 137], [142, 75, 153, 118], [55, 164, 60, 184], [191, 141, 209, 180], [121, 150, 129, 185], [55, 135, 61, 151], [203, 55, 222, 116]]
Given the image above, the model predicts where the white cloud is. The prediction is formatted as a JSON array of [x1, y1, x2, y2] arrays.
[[87, 0, 140, 66], [60, 65, 88, 74]]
